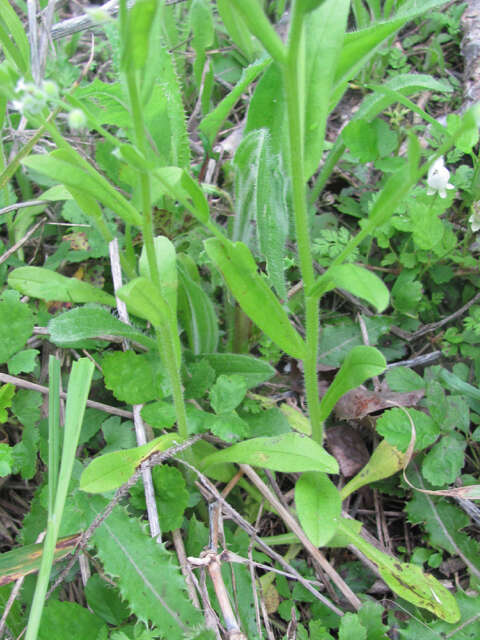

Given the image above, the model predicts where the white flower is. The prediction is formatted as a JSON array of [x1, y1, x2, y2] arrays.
[[426, 156, 455, 198], [469, 202, 480, 232]]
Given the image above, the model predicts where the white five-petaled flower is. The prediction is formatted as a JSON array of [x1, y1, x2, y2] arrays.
[[426, 156, 455, 199]]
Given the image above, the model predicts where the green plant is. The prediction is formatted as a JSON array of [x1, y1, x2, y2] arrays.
[[1, 0, 479, 637]]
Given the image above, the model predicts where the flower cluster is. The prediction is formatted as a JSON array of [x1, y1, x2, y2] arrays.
[[11, 78, 58, 116]]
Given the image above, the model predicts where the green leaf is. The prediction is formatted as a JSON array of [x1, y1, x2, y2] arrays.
[[48, 307, 156, 350], [80, 433, 178, 493], [245, 62, 287, 163], [199, 58, 270, 143], [7, 349, 39, 375], [154, 167, 209, 223], [295, 472, 341, 547], [391, 270, 423, 316], [216, 0, 259, 60], [385, 367, 425, 392], [376, 407, 439, 453], [0, 534, 79, 586], [340, 440, 406, 500], [407, 479, 480, 581], [422, 433, 466, 486], [141, 401, 177, 429], [331, 1, 453, 110], [102, 351, 166, 405], [338, 519, 460, 623], [233, 129, 288, 299], [152, 465, 189, 532], [121, 0, 158, 70], [8, 267, 115, 306], [92, 503, 202, 636], [23, 152, 142, 226], [0, 299, 34, 364], [12, 423, 39, 480], [116, 276, 166, 327], [0, 384, 15, 424], [203, 433, 338, 474], [210, 374, 247, 415], [198, 353, 275, 389], [309, 264, 389, 312], [85, 574, 130, 626], [0, 443, 13, 477], [319, 346, 386, 422], [139, 236, 177, 320], [228, 0, 286, 64], [338, 612, 367, 640], [304, 0, 350, 179], [177, 262, 219, 354], [204, 238, 306, 359], [38, 601, 106, 640], [0, 1, 30, 73]]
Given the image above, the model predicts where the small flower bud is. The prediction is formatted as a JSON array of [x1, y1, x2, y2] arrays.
[[68, 108, 87, 131]]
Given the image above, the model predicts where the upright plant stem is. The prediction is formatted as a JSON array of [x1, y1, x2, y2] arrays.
[[125, 70, 188, 441], [283, 4, 323, 442]]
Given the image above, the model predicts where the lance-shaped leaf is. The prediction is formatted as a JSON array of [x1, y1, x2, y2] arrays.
[[295, 471, 341, 547], [8, 267, 115, 306], [204, 238, 306, 359], [309, 264, 389, 312], [91, 504, 202, 638], [338, 519, 460, 623], [304, 0, 350, 179], [203, 433, 338, 474], [177, 263, 219, 354], [232, 129, 288, 299], [121, 0, 158, 71], [23, 151, 141, 226], [319, 346, 386, 422], [48, 307, 156, 350], [80, 433, 179, 493]]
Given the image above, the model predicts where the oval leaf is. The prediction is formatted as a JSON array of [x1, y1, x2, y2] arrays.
[[80, 434, 179, 493], [295, 471, 341, 547], [319, 346, 386, 422], [310, 264, 389, 312], [8, 267, 115, 306], [203, 433, 338, 474], [205, 238, 306, 359]]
